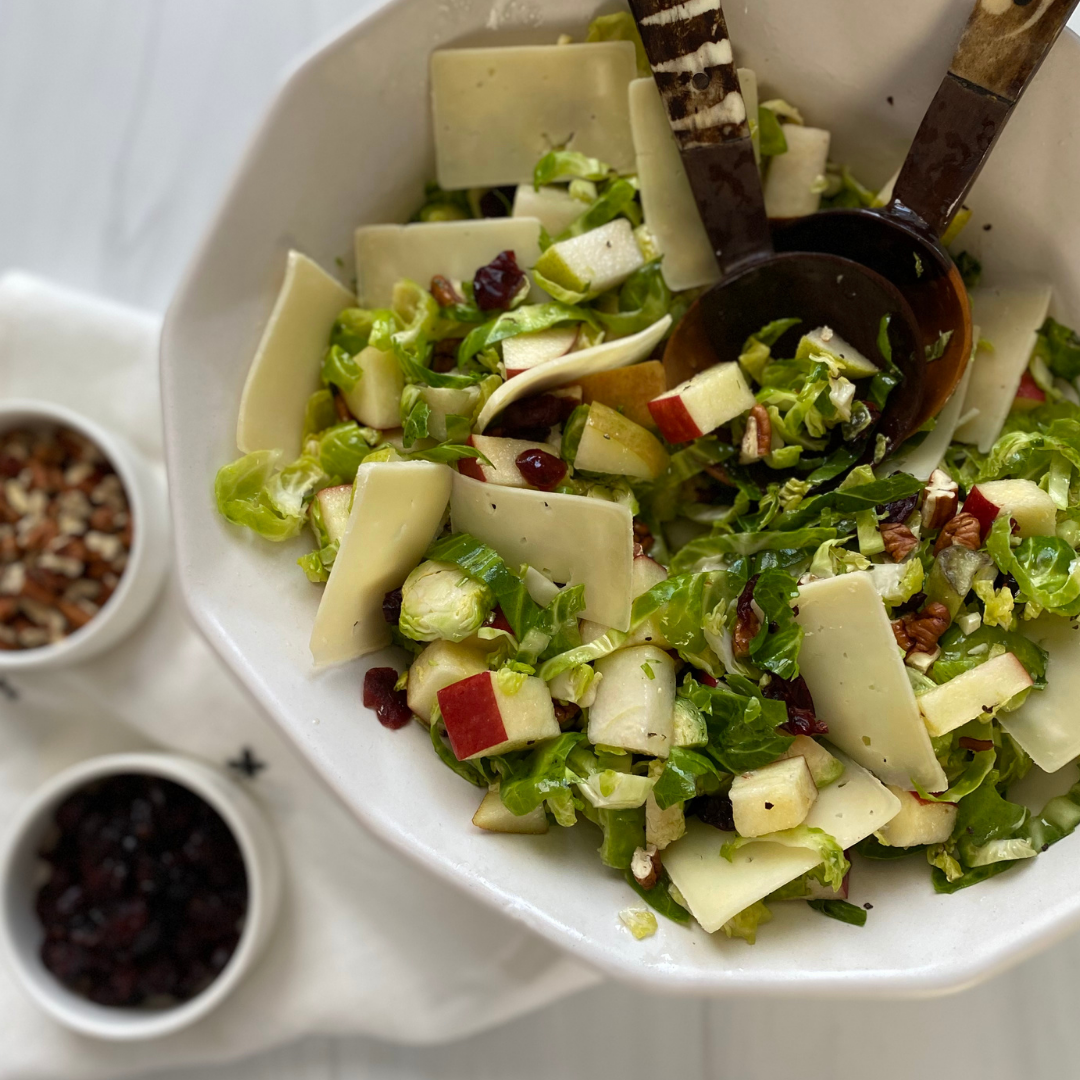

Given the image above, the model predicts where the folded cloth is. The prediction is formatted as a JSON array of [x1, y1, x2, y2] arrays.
[[0, 272, 600, 1080]]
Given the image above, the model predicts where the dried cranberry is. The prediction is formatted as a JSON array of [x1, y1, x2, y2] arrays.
[[363, 667, 413, 729], [879, 494, 919, 525], [958, 737, 994, 752], [382, 588, 403, 624], [485, 606, 514, 635], [473, 250, 525, 311], [692, 793, 735, 832], [762, 674, 828, 736], [488, 393, 579, 441], [515, 448, 567, 490], [698, 672, 719, 688], [891, 590, 927, 616]]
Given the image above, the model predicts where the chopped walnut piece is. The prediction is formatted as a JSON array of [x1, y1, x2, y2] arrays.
[[921, 469, 959, 530], [739, 404, 772, 464], [630, 844, 662, 890], [633, 519, 655, 555], [933, 512, 981, 555], [430, 274, 463, 308], [733, 576, 761, 658], [892, 601, 951, 656], [880, 522, 918, 562]]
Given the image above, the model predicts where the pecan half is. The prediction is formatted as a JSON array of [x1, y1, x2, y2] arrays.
[[739, 404, 772, 464], [933, 512, 981, 555], [922, 468, 960, 530], [880, 522, 918, 562], [630, 844, 662, 890], [633, 519, 655, 555], [893, 601, 951, 656], [733, 575, 760, 658], [430, 274, 463, 308]]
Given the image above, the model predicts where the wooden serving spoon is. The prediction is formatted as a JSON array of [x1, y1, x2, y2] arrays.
[[774, 0, 1079, 440], [629, 0, 926, 453]]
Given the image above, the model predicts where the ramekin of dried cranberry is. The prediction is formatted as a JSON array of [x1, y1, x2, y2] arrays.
[[0, 752, 281, 1040], [0, 400, 169, 670]]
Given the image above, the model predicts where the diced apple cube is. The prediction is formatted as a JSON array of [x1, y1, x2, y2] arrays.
[[730, 756, 817, 837], [795, 326, 879, 378], [341, 346, 405, 429], [573, 360, 667, 430], [472, 788, 549, 834], [648, 362, 756, 443], [917, 652, 1033, 737], [778, 735, 844, 788], [532, 218, 644, 299], [437, 670, 559, 759], [407, 639, 491, 725], [502, 326, 580, 377], [419, 384, 480, 440], [315, 484, 353, 545], [573, 402, 670, 480], [589, 645, 675, 757], [967, 479, 1057, 539], [645, 759, 685, 850], [875, 787, 957, 847], [457, 434, 560, 487]]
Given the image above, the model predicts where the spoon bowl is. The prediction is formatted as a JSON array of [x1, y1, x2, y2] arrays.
[[773, 208, 971, 437]]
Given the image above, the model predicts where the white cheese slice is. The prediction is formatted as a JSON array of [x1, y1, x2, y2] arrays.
[[449, 473, 633, 630], [431, 43, 638, 189], [763, 125, 831, 219], [954, 285, 1053, 452], [795, 572, 948, 792], [475, 315, 671, 432], [512, 186, 585, 239], [236, 251, 354, 460], [1001, 614, 1080, 772], [310, 461, 452, 666], [354, 219, 543, 308], [885, 331, 976, 480], [629, 78, 721, 292], [664, 754, 900, 933]]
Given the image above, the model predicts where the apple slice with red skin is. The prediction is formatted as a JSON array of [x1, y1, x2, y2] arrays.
[[437, 670, 559, 760], [458, 434, 560, 488], [965, 479, 1057, 540], [648, 361, 757, 443], [1013, 369, 1047, 411]]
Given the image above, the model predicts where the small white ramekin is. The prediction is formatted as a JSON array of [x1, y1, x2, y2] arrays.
[[0, 752, 282, 1040], [0, 399, 170, 670]]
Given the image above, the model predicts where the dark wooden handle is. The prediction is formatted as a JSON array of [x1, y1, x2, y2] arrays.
[[628, 0, 773, 275], [892, 0, 1079, 236]]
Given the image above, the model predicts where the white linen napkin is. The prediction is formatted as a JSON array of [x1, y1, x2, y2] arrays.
[[0, 272, 600, 1080]]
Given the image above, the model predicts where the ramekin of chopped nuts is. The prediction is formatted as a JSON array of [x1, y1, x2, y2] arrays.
[[0, 401, 168, 669], [0, 751, 281, 1040]]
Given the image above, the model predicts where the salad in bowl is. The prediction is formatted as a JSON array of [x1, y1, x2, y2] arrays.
[[212, 12, 1080, 945]]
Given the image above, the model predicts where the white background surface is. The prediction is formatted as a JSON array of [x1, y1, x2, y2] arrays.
[[4, 2, 1080, 1078]]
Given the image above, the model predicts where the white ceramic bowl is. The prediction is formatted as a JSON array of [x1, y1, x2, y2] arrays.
[[0, 752, 282, 1040], [161, 0, 1080, 995], [0, 399, 170, 670]]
